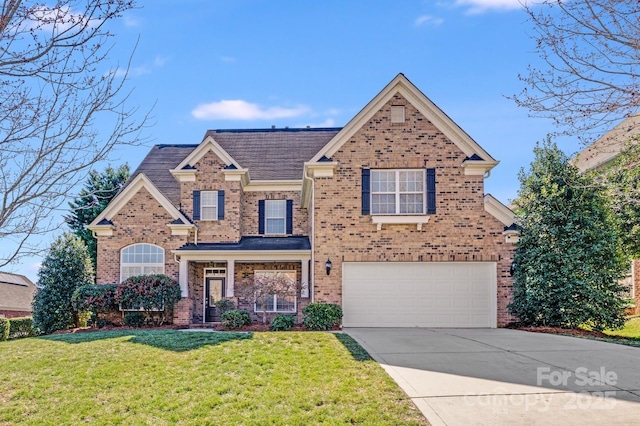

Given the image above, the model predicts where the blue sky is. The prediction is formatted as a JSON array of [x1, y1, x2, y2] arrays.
[[16, 0, 584, 281]]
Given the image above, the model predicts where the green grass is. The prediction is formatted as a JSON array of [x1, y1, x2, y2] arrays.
[[0, 330, 427, 425], [605, 317, 640, 340]]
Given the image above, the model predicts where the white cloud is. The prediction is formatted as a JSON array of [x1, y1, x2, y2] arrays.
[[123, 14, 140, 27], [220, 56, 237, 63], [112, 65, 151, 78], [455, 0, 523, 14], [192, 100, 311, 121], [415, 15, 444, 27]]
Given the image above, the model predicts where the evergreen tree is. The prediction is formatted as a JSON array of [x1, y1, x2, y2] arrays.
[[509, 138, 627, 331], [65, 164, 130, 267], [32, 233, 95, 334]]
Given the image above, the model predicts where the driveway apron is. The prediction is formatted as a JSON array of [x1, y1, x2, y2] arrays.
[[345, 328, 640, 425]]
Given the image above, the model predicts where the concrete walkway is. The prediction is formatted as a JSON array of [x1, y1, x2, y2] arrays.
[[345, 328, 640, 425]]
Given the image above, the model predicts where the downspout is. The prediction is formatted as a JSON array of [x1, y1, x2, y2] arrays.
[[303, 167, 315, 303]]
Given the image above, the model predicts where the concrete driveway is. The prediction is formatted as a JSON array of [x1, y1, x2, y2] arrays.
[[345, 328, 640, 425]]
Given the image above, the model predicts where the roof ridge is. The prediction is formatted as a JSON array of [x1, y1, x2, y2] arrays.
[[208, 127, 343, 134]]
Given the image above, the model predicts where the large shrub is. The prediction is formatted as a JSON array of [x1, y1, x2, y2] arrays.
[[72, 284, 118, 326], [509, 139, 628, 331], [115, 274, 181, 325], [220, 310, 251, 329], [32, 233, 95, 334], [303, 303, 343, 330]]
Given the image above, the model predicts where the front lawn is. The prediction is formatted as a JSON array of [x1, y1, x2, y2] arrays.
[[0, 330, 427, 425], [605, 316, 640, 340]]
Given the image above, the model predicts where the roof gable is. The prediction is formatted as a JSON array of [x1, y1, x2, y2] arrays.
[[310, 73, 497, 168], [89, 174, 192, 227], [173, 137, 241, 171]]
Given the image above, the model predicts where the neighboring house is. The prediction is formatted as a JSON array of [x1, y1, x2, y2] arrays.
[[575, 115, 640, 313], [88, 74, 518, 328], [0, 272, 36, 318]]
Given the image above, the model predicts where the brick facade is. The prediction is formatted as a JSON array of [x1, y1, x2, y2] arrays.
[[312, 95, 515, 326], [92, 75, 517, 327]]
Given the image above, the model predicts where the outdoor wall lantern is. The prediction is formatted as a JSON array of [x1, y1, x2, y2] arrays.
[[325, 258, 332, 275]]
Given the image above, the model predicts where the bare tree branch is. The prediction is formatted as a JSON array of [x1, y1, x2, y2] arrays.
[[0, 0, 149, 267], [512, 0, 640, 143]]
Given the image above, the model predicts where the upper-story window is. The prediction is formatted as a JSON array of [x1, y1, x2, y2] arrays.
[[258, 199, 293, 235], [120, 243, 164, 281], [200, 191, 218, 220], [371, 169, 425, 215], [265, 200, 286, 234], [192, 190, 224, 221]]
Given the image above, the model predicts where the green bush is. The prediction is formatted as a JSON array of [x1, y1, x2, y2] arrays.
[[303, 303, 343, 331], [8, 317, 35, 339], [270, 314, 295, 331], [220, 310, 251, 329], [32, 233, 95, 334], [0, 318, 9, 341], [116, 274, 182, 325], [72, 284, 118, 312], [214, 299, 236, 315], [124, 312, 146, 328]]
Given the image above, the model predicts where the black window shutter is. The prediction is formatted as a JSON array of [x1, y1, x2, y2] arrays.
[[286, 199, 293, 234], [217, 190, 225, 220], [426, 168, 436, 214], [361, 168, 370, 215], [258, 200, 265, 235], [193, 190, 201, 220]]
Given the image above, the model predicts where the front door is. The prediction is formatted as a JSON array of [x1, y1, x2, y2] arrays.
[[204, 277, 225, 322]]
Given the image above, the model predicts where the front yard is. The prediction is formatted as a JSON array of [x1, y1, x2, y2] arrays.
[[0, 330, 427, 425]]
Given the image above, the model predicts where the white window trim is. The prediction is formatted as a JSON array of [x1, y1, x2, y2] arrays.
[[120, 243, 165, 282], [371, 169, 426, 215], [200, 190, 218, 221], [264, 199, 286, 235], [253, 270, 297, 313]]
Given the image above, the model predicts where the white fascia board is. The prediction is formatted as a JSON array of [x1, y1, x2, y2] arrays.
[[89, 173, 192, 227], [303, 162, 338, 178], [484, 194, 516, 227], [86, 224, 115, 236], [173, 250, 311, 262], [462, 159, 500, 176], [174, 136, 241, 170], [243, 180, 302, 192], [169, 169, 197, 182], [223, 168, 250, 186], [311, 74, 497, 163]]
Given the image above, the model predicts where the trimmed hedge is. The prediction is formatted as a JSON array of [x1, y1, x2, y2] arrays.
[[0, 318, 9, 341], [303, 303, 343, 330], [9, 317, 35, 338], [220, 310, 251, 329], [0, 317, 35, 340]]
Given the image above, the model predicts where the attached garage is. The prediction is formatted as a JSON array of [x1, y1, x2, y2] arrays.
[[342, 262, 497, 328]]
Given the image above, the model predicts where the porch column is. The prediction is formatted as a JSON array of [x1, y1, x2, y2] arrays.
[[227, 259, 235, 297], [301, 259, 309, 298], [179, 258, 189, 297]]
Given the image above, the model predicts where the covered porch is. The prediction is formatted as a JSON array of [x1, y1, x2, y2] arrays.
[[173, 236, 312, 325]]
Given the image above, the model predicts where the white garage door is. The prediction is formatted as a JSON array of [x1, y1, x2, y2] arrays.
[[342, 262, 497, 328]]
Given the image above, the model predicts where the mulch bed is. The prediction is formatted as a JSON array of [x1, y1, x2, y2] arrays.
[[513, 325, 609, 339]]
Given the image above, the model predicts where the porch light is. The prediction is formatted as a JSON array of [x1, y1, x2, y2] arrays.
[[325, 258, 332, 275]]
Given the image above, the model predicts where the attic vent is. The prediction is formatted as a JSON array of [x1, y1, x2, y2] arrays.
[[391, 105, 405, 123]]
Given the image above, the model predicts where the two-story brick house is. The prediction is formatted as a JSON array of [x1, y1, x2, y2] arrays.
[[89, 74, 518, 327]]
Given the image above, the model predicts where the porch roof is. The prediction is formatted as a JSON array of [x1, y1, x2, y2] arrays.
[[176, 236, 311, 252]]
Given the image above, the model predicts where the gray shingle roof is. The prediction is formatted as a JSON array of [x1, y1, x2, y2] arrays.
[[206, 128, 341, 180], [0, 272, 36, 312], [130, 144, 198, 206], [177, 236, 311, 251], [129, 128, 340, 208]]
